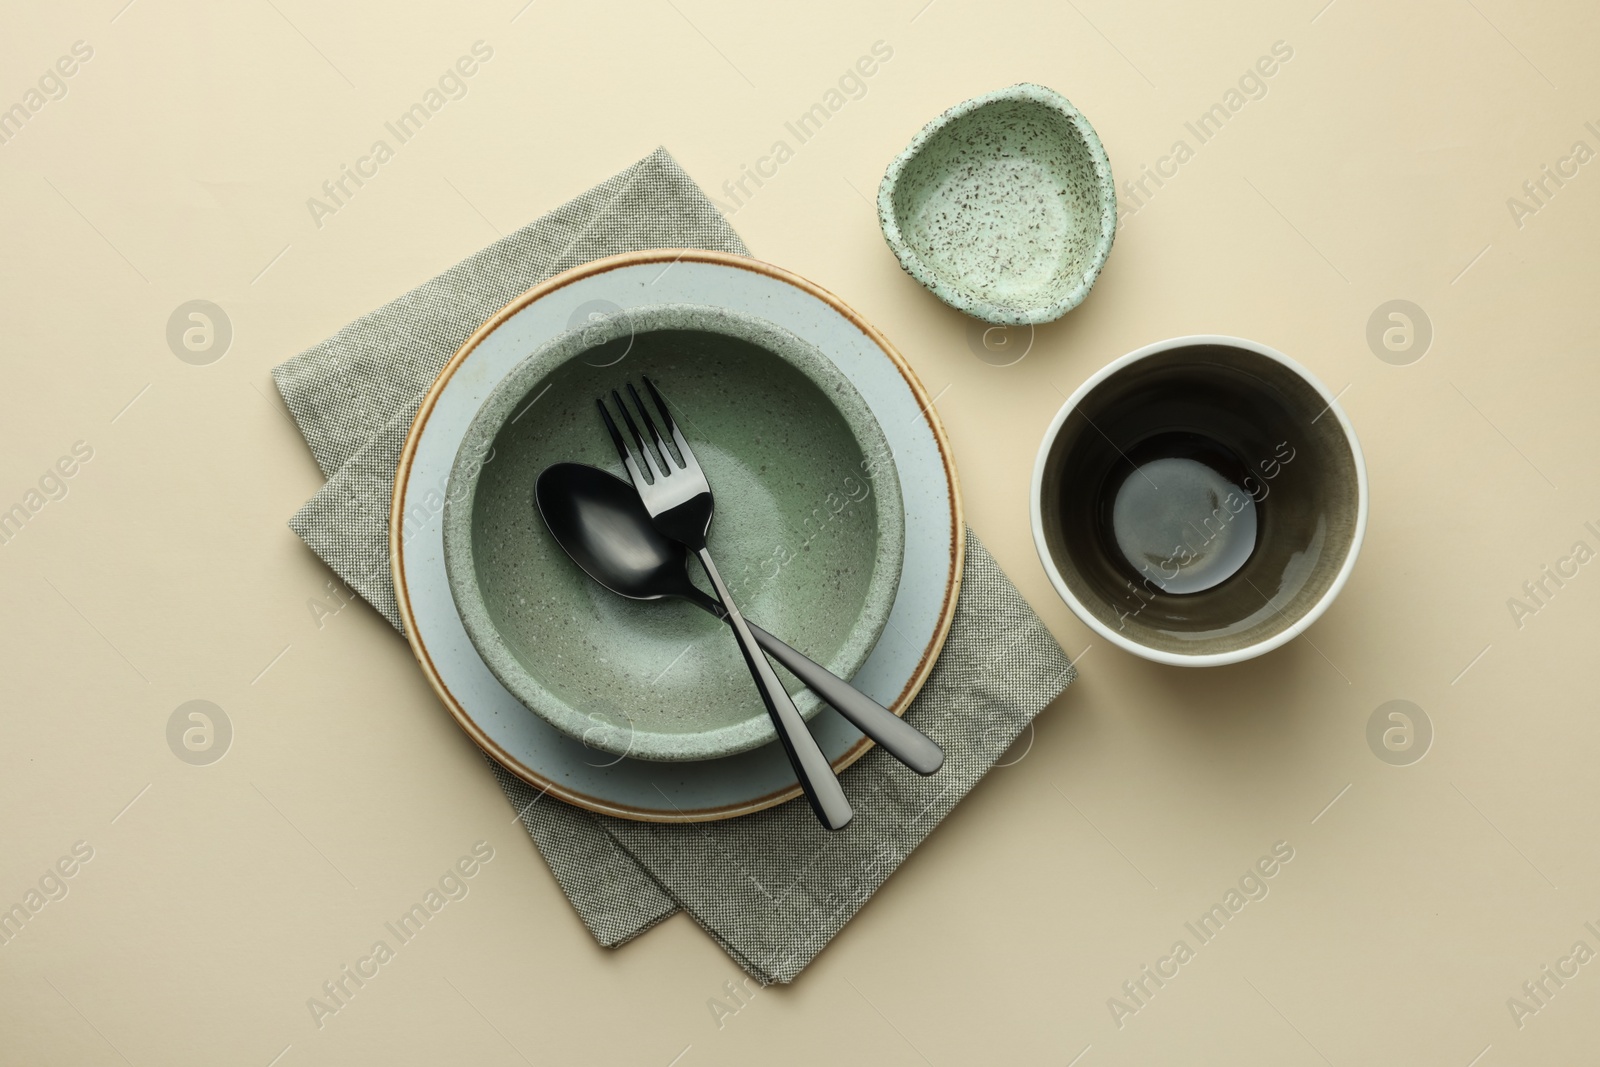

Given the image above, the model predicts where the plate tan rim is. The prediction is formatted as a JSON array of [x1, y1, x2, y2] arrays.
[[390, 248, 965, 822]]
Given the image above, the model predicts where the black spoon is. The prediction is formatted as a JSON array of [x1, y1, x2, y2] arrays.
[[534, 462, 943, 775]]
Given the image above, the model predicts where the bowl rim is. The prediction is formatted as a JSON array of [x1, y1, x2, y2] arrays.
[[877, 81, 1118, 326], [440, 301, 908, 762], [1029, 334, 1369, 667]]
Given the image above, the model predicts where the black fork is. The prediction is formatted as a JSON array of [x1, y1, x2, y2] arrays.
[[599, 379, 854, 831]]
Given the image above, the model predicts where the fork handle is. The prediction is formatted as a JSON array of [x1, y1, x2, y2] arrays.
[[696, 548, 853, 831], [740, 620, 944, 775], [681, 587, 943, 773]]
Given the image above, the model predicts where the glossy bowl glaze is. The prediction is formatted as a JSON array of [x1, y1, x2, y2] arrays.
[[878, 83, 1116, 325], [1031, 336, 1367, 666], [442, 303, 904, 761]]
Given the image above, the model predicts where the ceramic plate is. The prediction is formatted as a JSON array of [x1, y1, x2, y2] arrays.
[[440, 303, 905, 761], [392, 250, 964, 821]]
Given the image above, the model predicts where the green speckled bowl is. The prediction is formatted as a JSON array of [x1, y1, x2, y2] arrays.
[[878, 82, 1117, 325], [441, 304, 904, 763]]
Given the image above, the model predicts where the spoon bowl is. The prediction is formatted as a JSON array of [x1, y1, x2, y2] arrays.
[[534, 462, 706, 608]]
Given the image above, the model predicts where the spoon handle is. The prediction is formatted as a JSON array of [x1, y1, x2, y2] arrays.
[[742, 620, 944, 776], [695, 549, 854, 831]]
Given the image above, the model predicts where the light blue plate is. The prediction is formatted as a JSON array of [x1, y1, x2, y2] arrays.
[[393, 250, 963, 822]]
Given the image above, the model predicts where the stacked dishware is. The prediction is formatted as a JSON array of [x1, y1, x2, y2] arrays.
[[394, 251, 964, 828]]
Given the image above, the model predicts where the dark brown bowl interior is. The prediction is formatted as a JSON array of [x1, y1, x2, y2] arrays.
[[1038, 343, 1361, 658]]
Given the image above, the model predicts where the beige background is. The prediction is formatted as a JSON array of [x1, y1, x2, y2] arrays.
[[2, 0, 1597, 1063]]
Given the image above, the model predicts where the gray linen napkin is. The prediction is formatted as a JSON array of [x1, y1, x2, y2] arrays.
[[273, 148, 1075, 982]]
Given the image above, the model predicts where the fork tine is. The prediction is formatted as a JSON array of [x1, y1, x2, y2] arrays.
[[601, 396, 649, 489], [642, 377, 694, 465], [596, 398, 632, 470], [611, 389, 662, 480], [627, 383, 679, 469]]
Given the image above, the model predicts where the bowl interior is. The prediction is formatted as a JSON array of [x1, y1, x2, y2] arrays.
[[1038, 342, 1361, 659], [889, 90, 1110, 318], [444, 305, 904, 761]]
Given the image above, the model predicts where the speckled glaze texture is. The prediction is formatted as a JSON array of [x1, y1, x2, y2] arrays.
[[878, 83, 1117, 325], [442, 303, 905, 762]]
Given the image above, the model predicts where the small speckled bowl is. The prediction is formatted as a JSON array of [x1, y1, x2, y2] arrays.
[[878, 83, 1117, 325], [442, 304, 904, 762]]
